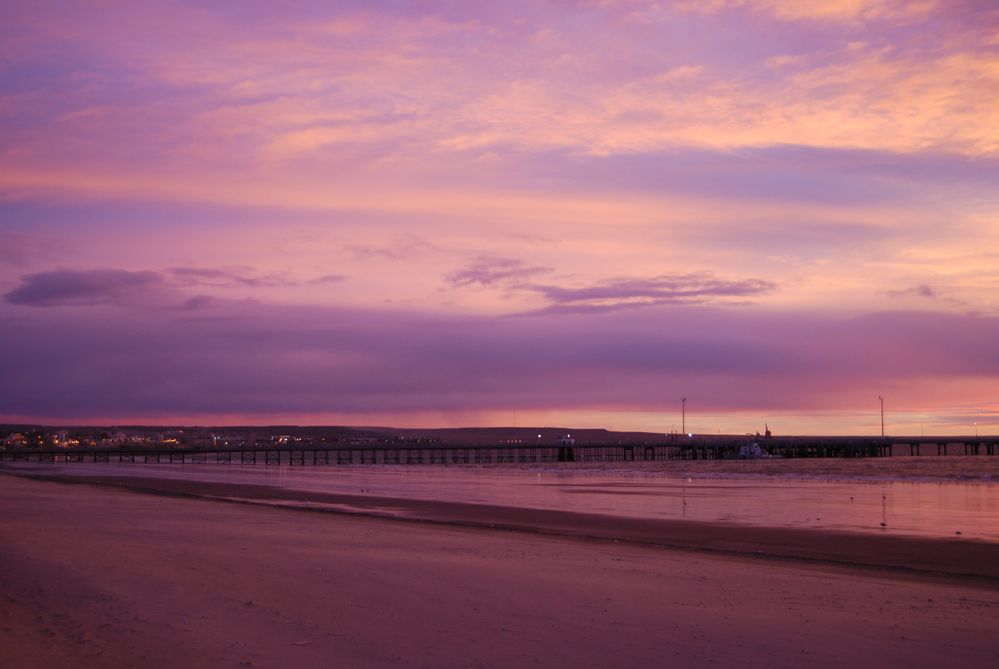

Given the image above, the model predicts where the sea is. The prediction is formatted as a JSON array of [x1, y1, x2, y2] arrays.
[[9, 455, 999, 543]]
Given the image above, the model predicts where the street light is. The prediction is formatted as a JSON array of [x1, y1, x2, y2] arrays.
[[879, 396, 885, 437], [682, 397, 687, 435]]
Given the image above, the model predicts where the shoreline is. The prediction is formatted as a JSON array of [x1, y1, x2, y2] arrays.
[[3, 474, 999, 668], [6, 469, 999, 584]]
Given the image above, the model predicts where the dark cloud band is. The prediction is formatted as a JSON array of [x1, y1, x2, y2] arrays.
[[1, 299, 996, 420]]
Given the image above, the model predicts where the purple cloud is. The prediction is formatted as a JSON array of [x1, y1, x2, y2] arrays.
[[344, 235, 442, 261], [3, 269, 164, 307], [522, 273, 777, 313], [166, 267, 285, 288], [307, 274, 346, 285], [447, 256, 551, 288], [3, 300, 996, 421], [167, 267, 342, 288], [889, 284, 935, 299], [5, 267, 346, 309], [181, 295, 215, 310]]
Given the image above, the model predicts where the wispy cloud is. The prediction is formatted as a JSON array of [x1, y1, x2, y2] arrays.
[[446, 256, 551, 288], [446, 262, 778, 314], [674, 0, 940, 23], [524, 273, 777, 313], [166, 266, 344, 289], [307, 273, 346, 285], [344, 234, 442, 261], [166, 267, 289, 288], [4, 266, 345, 309], [181, 295, 215, 310], [888, 284, 935, 299]]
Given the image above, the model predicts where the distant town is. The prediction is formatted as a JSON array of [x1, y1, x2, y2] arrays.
[[0, 425, 670, 450]]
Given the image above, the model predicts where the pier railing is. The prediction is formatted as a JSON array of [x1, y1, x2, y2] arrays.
[[2, 436, 997, 466]]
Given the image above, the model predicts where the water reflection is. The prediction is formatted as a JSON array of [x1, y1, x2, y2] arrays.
[[10, 457, 999, 542]]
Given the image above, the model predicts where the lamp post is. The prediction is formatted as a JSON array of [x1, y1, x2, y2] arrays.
[[682, 397, 687, 435], [878, 396, 885, 438]]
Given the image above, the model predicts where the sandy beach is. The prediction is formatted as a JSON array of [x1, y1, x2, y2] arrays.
[[2, 472, 998, 668]]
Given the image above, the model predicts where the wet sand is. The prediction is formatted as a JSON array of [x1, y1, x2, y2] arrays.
[[11, 459, 999, 542], [2, 473, 998, 668], [13, 470, 999, 580]]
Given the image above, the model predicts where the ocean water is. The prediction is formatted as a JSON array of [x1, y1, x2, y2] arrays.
[[8, 456, 999, 542]]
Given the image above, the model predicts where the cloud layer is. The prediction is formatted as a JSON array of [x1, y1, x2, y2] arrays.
[[2, 299, 997, 430], [1, 1, 997, 431]]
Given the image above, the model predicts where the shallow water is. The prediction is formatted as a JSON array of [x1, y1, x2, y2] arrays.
[[8, 456, 999, 542]]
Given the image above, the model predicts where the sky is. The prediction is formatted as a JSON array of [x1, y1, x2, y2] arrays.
[[1, 0, 998, 435]]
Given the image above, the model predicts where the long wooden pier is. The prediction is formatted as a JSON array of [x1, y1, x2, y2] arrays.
[[2, 436, 997, 466]]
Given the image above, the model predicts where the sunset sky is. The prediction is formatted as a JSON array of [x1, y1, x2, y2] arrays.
[[2, 0, 997, 434]]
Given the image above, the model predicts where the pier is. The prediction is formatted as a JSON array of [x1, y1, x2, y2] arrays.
[[2, 435, 997, 466]]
